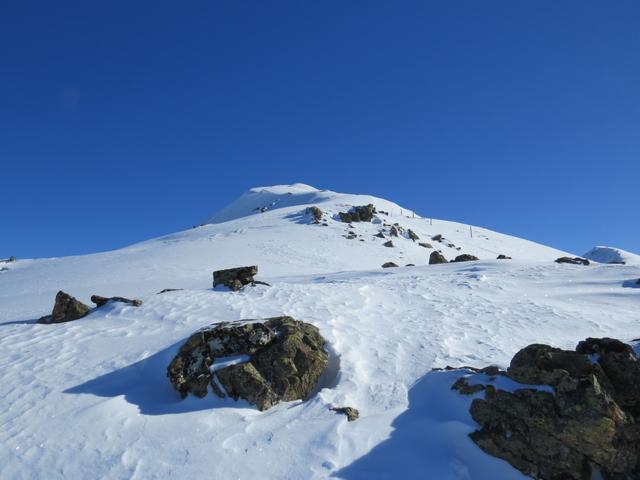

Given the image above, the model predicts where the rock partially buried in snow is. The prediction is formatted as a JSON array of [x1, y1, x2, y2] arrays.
[[555, 256, 590, 266], [213, 265, 259, 291], [167, 316, 328, 411], [91, 295, 142, 307], [38, 291, 91, 324], [451, 254, 479, 263], [338, 204, 376, 223], [331, 406, 359, 421], [496, 254, 512, 260], [429, 251, 447, 264], [453, 337, 640, 480], [383, 240, 394, 248], [381, 262, 398, 268], [305, 206, 323, 223]]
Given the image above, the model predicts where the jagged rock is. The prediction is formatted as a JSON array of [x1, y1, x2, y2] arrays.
[[452, 254, 479, 263], [454, 338, 640, 480], [375, 232, 386, 239], [167, 316, 328, 411], [497, 254, 512, 260], [389, 226, 399, 237], [418, 242, 432, 249], [555, 256, 590, 266], [213, 265, 259, 291], [332, 406, 359, 421], [432, 234, 443, 242], [305, 206, 323, 223], [157, 288, 184, 294], [382, 262, 399, 268], [429, 251, 447, 264], [407, 229, 419, 241], [91, 295, 142, 307], [38, 291, 91, 324], [383, 240, 394, 248], [338, 204, 376, 223]]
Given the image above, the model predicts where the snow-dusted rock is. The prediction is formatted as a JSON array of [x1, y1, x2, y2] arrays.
[[213, 265, 259, 291]]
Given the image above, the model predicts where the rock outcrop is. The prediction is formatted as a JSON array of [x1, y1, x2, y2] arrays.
[[452, 254, 479, 263], [497, 254, 512, 260], [555, 257, 590, 266], [91, 295, 142, 307], [429, 251, 447, 264], [338, 204, 376, 223], [381, 262, 398, 268], [305, 206, 323, 223], [332, 406, 359, 421], [453, 337, 640, 480], [213, 266, 260, 291], [38, 291, 91, 324], [167, 316, 328, 411]]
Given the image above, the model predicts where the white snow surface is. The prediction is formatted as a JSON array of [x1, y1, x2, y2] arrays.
[[1, 184, 639, 479], [583, 245, 640, 265]]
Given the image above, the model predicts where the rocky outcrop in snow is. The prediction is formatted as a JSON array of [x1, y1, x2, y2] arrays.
[[429, 251, 447, 264], [452, 254, 479, 263], [213, 265, 259, 291], [91, 295, 142, 307], [338, 204, 376, 223], [555, 256, 590, 265], [454, 337, 640, 480], [167, 317, 328, 411], [38, 291, 91, 324]]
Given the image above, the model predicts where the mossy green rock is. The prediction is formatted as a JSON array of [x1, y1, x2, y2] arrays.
[[462, 338, 640, 479], [167, 316, 328, 411]]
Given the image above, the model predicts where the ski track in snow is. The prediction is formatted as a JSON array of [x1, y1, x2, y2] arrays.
[[1, 184, 638, 479]]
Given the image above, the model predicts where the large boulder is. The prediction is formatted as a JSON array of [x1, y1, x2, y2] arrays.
[[338, 204, 376, 223], [213, 265, 259, 291], [555, 256, 590, 266], [429, 251, 447, 264], [305, 206, 323, 223], [167, 316, 328, 411], [452, 254, 479, 263], [38, 291, 91, 324], [454, 337, 640, 479]]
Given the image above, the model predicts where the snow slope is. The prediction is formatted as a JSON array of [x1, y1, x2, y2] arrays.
[[1, 184, 638, 479]]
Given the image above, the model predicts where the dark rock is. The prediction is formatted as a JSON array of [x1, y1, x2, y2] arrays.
[[157, 288, 184, 294], [91, 295, 142, 308], [389, 226, 399, 237], [332, 406, 359, 421], [1, 256, 16, 263], [305, 206, 323, 223], [455, 338, 640, 480], [38, 291, 91, 324], [338, 204, 376, 223], [405, 264, 415, 267], [418, 242, 432, 249], [213, 265, 259, 291], [446, 243, 456, 248], [451, 377, 486, 395], [321, 222, 328, 226], [383, 240, 394, 248], [167, 316, 328, 411], [375, 232, 386, 239], [382, 262, 399, 268], [429, 251, 447, 264], [555, 256, 590, 266], [452, 254, 479, 263], [407, 229, 419, 241], [496, 254, 512, 260], [432, 234, 443, 242]]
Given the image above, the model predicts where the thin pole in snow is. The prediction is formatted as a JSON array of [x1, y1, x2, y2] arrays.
[[470, 225, 473, 238]]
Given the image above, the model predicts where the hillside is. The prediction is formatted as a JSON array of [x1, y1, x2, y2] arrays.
[[1, 184, 638, 479]]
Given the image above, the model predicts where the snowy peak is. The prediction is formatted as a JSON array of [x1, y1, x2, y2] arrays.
[[583, 246, 640, 265]]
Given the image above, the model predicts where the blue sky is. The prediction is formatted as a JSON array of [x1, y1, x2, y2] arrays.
[[2, 1, 639, 258]]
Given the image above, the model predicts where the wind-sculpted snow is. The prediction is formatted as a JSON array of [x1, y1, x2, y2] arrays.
[[0, 185, 638, 479]]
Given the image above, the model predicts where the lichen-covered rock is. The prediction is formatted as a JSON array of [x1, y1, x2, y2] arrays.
[[91, 295, 142, 307], [38, 291, 91, 324], [338, 204, 376, 223], [213, 265, 259, 291], [332, 406, 359, 421], [555, 256, 590, 265], [305, 206, 323, 223], [167, 316, 328, 411], [381, 262, 398, 268], [429, 251, 447, 264], [455, 337, 640, 480], [452, 254, 479, 263]]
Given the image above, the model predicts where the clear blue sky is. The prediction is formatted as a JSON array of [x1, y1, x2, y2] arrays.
[[2, 1, 639, 258]]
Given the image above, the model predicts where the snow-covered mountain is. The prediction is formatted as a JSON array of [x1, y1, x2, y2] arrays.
[[583, 245, 640, 265], [1, 184, 638, 479]]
